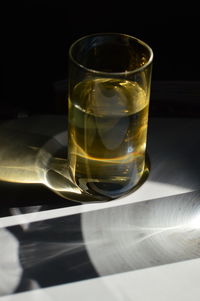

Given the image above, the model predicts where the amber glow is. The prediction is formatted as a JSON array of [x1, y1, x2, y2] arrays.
[[0, 119, 107, 202]]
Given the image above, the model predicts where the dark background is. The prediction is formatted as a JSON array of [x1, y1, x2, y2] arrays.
[[2, 2, 200, 117]]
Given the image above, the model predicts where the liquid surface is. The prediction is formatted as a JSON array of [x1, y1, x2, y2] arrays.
[[68, 78, 149, 198]]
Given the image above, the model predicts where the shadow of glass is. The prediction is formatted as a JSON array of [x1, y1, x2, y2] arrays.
[[0, 116, 110, 207]]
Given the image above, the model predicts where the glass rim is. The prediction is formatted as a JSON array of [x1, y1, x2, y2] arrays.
[[69, 32, 153, 76]]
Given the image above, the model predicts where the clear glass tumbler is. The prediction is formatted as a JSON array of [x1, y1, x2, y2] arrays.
[[68, 33, 153, 200]]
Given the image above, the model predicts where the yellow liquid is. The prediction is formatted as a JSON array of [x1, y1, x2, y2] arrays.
[[68, 78, 149, 198]]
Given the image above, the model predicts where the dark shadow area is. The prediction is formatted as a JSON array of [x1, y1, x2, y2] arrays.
[[147, 117, 200, 190], [0, 182, 77, 218], [2, 4, 200, 116]]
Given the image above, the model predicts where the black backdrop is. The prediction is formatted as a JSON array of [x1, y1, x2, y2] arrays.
[[2, 2, 200, 116]]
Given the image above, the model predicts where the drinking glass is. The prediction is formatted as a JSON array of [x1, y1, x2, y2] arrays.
[[68, 33, 153, 200]]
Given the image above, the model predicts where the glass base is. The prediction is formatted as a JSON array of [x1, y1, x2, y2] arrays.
[[44, 153, 150, 204], [37, 132, 150, 203]]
